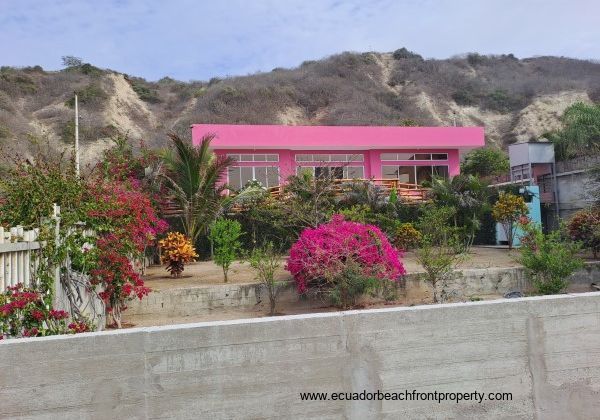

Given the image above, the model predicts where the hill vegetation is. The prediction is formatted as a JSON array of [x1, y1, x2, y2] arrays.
[[0, 49, 599, 164]]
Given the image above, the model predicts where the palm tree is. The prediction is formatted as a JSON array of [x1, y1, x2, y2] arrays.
[[161, 133, 233, 242], [429, 174, 489, 248]]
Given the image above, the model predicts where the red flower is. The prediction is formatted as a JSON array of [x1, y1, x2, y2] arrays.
[[31, 309, 45, 321], [68, 321, 89, 333], [49, 310, 69, 320], [23, 327, 39, 337]]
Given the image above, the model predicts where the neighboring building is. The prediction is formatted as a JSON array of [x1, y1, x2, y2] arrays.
[[191, 124, 485, 191], [498, 141, 598, 231]]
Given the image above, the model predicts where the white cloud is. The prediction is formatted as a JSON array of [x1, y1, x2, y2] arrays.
[[0, 0, 598, 80]]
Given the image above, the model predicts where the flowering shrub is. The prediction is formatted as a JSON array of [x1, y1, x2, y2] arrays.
[[86, 182, 168, 328], [394, 223, 422, 251], [159, 232, 198, 277], [286, 215, 405, 306], [0, 284, 91, 339], [567, 208, 600, 258]]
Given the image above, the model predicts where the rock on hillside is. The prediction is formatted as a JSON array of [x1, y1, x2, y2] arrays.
[[0, 51, 599, 163]]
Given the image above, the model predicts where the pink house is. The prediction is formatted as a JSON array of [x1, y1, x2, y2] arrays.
[[191, 124, 485, 191]]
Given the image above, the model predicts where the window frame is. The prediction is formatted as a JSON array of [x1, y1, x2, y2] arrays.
[[227, 165, 280, 190], [381, 164, 450, 184], [227, 153, 279, 162], [380, 153, 448, 161]]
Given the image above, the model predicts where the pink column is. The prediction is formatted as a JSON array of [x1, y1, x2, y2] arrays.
[[448, 150, 460, 177], [278, 150, 294, 184], [368, 150, 382, 179]]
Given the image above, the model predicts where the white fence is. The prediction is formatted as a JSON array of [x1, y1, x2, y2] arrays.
[[0, 226, 42, 292]]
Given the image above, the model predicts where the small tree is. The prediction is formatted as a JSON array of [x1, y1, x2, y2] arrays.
[[415, 205, 464, 303], [209, 219, 243, 282], [61, 55, 83, 68], [416, 236, 463, 303], [248, 242, 283, 315], [518, 221, 583, 294], [461, 147, 509, 178], [492, 192, 528, 249]]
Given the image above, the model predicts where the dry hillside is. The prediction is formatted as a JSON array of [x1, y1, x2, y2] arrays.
[[1, 50, 599, 163]]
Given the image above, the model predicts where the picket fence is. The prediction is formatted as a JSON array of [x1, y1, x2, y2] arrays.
[[0, 225, 42, 292]]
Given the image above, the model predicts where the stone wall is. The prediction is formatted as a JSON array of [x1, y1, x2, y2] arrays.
[[2, 292, 600, 419]]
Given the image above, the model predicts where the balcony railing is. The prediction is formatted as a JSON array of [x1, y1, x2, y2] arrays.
[[265, 178, 430, 204]]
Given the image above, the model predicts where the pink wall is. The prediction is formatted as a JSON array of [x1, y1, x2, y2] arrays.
[[199, 124, 484, 188]]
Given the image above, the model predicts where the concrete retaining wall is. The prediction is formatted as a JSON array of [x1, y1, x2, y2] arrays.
[[126, 262, 600, 320], [2, 292, 600, 419]]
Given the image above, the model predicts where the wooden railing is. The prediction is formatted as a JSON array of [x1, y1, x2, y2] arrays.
[[264, 179, 430, 203], [161, 179, 431, 217]]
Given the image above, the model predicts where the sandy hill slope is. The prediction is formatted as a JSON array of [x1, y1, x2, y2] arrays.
[[0, 50, 599, 162]]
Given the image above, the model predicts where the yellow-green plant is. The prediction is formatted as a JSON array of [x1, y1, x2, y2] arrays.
[[159, 232, 198, 277], [394, 223, 422, 251], [492, 192, 528, 249]]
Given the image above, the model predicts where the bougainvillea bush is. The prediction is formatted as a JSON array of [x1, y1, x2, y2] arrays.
[[567, 207, 600, 258], [286, 215, 405, 307], [0, 134, 168, 333], [85, 181, 168, 328], [0, 284, 90, 339]]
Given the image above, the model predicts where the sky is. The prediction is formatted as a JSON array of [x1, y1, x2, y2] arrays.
[[1, 0, 598, 81]]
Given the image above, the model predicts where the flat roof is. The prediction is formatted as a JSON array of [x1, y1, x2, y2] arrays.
[[191, 124, 485, 150]]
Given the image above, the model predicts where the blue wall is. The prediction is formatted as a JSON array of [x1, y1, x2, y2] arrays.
[[496, 185, 541, 247]]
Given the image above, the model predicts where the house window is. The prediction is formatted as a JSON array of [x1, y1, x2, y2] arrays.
[[296, 166, 364, 179], [380, 153, 447, 161], [382, 165, 449, 184], [227, 166, 279, 190], [227, 154, 279, 162], [295, 154, 364, 162]]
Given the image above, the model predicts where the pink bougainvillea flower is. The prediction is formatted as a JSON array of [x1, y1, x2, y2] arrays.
[[286, 214, 405, 293]]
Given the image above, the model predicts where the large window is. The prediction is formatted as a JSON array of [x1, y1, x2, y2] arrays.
[[296, 166, 364, 179], [380, 153, 448, 161], [227, 166, 279, 190], [382, 165, 449, 184], [295, 154, 364, 162], [227, 153, 279, 162]]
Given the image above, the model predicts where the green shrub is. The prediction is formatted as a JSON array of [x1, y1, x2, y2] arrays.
[[518, 222, 583, 294], [130, 81, 161, 103], [467, 53, 487, 67], [394, 223, 422, 251], [209, 219, 243, 282], [461, 147, 509, 177], [65, 83, 108, 108], [328, 261, 380, 309], [452, 88, 478, 106], [392, 48, 422, 60], [0, 124, 10, 139], [484, 89, 524, 113]]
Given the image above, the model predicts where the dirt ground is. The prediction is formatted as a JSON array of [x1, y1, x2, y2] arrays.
[[124, 246, 597, 328], [142, 246, 522, 291]]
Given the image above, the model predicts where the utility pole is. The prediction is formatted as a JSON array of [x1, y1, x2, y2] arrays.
[[74, 93, 80, 178]]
